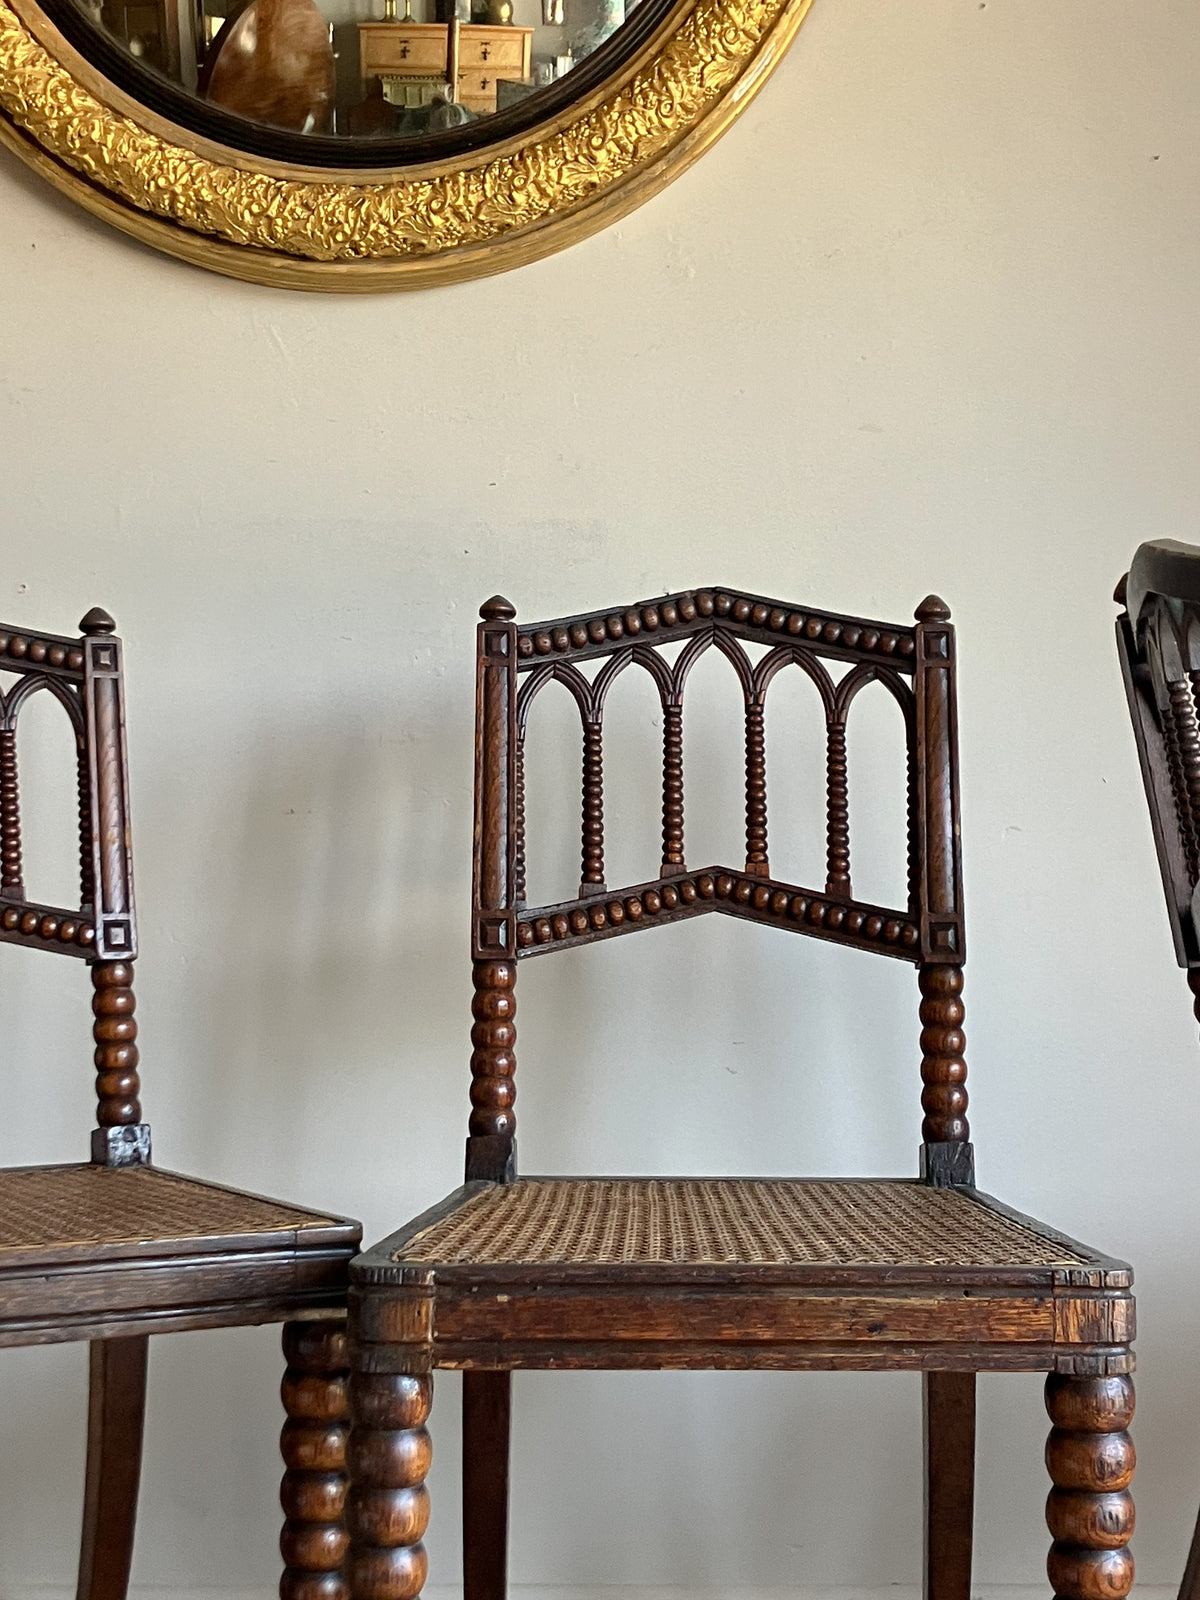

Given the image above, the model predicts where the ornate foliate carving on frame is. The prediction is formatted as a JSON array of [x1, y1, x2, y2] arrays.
[[0, 0, 816, 288]]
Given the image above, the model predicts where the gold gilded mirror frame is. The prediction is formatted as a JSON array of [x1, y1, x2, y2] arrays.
[[0, 0, 815, 290]]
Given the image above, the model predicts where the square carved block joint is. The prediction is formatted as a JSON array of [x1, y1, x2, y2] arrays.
[[88, 642, 119, 673], [926, 919, 960, 956], [99, 917, 135, 956], [476, 913, 514, 956]]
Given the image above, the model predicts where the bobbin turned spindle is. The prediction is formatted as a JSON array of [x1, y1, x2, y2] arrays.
[[660, 700, 685, 874], [91, 960, 141, 1131], [0, 722, 22, 897], [469, 959, 517, 1148]]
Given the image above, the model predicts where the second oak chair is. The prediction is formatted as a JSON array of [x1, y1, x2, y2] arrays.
[[346, 586, 1136, 1600]]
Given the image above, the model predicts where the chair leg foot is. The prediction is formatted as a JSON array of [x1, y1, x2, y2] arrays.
[[76, 1335, 149, 1600], [924, 1370, 975, 1600], [1045, 1374, 1135, 1600], [280, 1319, 351, 1600], [346, 1369, 432, 1600], [463, 1371, 511, 1600]]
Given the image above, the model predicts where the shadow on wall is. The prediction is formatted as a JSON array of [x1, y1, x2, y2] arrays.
[[509, 633, 922, 1181], [501, 1365, 920, 1590]]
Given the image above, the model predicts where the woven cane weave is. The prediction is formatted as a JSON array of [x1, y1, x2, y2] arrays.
[[395, 1179, 1091, 1268], [0, 1165, 339, 1254]]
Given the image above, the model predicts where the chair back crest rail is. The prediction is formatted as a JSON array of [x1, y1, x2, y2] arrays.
[[468, 586, 970, 1189], [0, 610, 146, 1167]]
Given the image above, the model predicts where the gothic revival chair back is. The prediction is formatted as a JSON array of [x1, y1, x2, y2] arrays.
[[0, 608, 147, 1165], [469, 588, 971, 1187], [346, 585, 1136, 1600], [1116, 538, 1200, 1600], [0, 610, 360, 1600]]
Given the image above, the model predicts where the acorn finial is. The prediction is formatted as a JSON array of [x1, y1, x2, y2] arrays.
[[79, 607, 115, 635], [480, 595, 516, 620], [915, 594, 951, 623]]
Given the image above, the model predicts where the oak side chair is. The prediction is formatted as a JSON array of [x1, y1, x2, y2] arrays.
[[0, 609, 361, 1600], [1116, 537, 1200, 1600], [346, 587, 1136, 1600]]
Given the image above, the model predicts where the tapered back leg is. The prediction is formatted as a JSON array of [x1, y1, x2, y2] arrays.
[[923, 1371, 975, 1600], [463, 1371, 511, 1600], [76, 1335, 149, 1600]]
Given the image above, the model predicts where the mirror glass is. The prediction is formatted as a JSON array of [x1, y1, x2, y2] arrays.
[[48, 0, 657, 155]]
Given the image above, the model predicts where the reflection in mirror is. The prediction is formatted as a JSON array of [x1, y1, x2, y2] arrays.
[[201, 0, 336, 131], [69, 0, 641, 138]]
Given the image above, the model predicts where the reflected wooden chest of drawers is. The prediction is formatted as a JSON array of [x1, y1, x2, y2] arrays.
[[357, 22, 533, 115]]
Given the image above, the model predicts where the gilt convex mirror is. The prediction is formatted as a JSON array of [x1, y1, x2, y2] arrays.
[[0, 0, 814, 288]]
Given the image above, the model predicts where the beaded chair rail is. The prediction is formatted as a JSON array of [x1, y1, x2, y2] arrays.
[[0, 896, 96, 957], [515, 588, 918, 670], [0, 627, 88, 681], [516, 868, 920, 962], [394, 1179, 1091, 1268]]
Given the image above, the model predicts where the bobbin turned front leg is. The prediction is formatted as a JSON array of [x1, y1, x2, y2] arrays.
[[346, 1371, 432, 1600], [1045, 1375, 1135, 1600], [280, 1320, 351, 1600]]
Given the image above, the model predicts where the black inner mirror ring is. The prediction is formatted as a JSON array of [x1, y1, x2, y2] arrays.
[[38, 0, 676, 168]]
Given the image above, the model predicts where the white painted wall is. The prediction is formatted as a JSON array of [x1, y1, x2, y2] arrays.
[[1, 0, 1198, 1593]]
